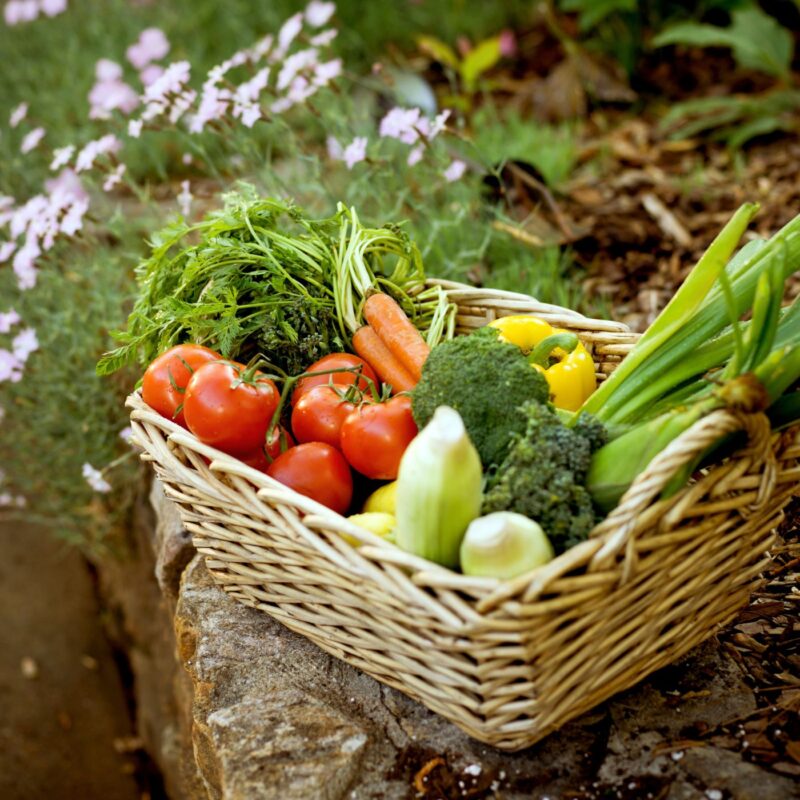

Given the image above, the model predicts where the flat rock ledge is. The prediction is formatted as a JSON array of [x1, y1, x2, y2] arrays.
[[101, 482, 799, 800]]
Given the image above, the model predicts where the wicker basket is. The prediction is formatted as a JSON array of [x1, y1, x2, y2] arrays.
[[128, 279, 800, 751]]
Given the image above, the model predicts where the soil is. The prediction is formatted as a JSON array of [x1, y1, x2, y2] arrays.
[[0, 522, 144, 800]]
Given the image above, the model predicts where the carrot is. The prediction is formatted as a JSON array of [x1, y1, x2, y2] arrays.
[[352, 326, 417, 394], [363, 293, 430, 381]]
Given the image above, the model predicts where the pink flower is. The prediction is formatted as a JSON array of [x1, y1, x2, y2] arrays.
[[9, 102, 27, 128], [310, 29, 337, 48], [305, 1, 335, 28], [12, 327, 38, 361], [40, 0, 67, 17], [0, 309, 20, 334], [143, 60, 190, 104], [49, 145, 75, 170], [20, 127, 45, 154], [177, 180, 192, 217], [0, 242, 15, 264], [89, 77, 139, 119], [406, 145, 423, 166], [0, 350, 23, 383], [239, 104, 261, 128], [443, 159, 467, 182], [139, 64, 164, 86], [82, 463, 111, 493], [59, 198, 88, 235], [45, 168, 87, 203], [343, 136, 367, 169], [379, 107, 421, 144], [277, 49, 318, 91], [276, 12, 303, 55], [4, 0, 38, 25], [326, 136, 343, 160], [12, 241, 40, 290], [74, 134, 121, 172], [313, 58, 341, 86], [189, 87, 228, 133], [498, 29, 517, 58], [127, 27, 170, 70], [95, 58, 122, 81], [102, 163, 126, 192], [128, 119, 143, 138]]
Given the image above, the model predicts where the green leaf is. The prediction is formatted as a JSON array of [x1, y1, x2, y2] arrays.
[[653, 7, 793, 79], [560, 0, 636, 32], [416, 34, 460, 70], [460, 36, 503, 91]]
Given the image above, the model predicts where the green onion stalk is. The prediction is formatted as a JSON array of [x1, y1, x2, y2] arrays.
[[579, 206, 800, 427]]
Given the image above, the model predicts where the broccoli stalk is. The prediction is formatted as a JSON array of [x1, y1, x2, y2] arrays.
[[482, 401, 607, 553], [411, 327, 550, 469]]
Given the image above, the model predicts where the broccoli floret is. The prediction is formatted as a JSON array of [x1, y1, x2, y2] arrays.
[[482, 402, 607, 553], [412, 327, 550, 469]]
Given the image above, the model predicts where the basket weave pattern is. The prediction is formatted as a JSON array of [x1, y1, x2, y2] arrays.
[[128, 281, 800, 750]]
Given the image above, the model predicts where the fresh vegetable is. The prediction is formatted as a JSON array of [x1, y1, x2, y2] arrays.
[[141, 344, 221, 427], [266, 442, 353, 515], [362, 481, 398, 515], [97, 191, 455, 378], [489, 315, 596, 411], [588, 345, 800, 512], [340, 395, 418, 480], [483, 401, 607, 553], [352, 326, 417, 393], [345, 512, 396, 544], [460, 512, 554, 580], [291, 353, 378, 406], [579, 204, 800, 426], [411, 326, 550, 469], [291, 385, 356, 449], [363, 293, 430, 381], [183, 361, 280, 456], [395, 406, 483, 568], [239, 427, 295, 472], [584, 206, 800, 510]]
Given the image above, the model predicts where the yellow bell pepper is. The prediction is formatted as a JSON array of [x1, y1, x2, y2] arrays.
[[489, 315, 596, 411]]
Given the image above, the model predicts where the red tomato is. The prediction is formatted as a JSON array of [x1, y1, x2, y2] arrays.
[[266, 443, 353, 514], [339, 395, 417, 480], [291, 385, 355, 449], [292, 353, 378, 406], [141, 344, 221, 427], [183, 361, 280, 455], [239, 426, 295, 472]]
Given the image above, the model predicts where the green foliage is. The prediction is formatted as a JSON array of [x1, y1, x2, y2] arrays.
[[0, 224, 146, 547], [659, 89, 800, 147], [653, 5, 794, 79], [411, 326, 550, 469], [560, 0, 636, 32], [98, 190, 453, 377], [471, 107, 580, 189], [482, 401, 607, 553]]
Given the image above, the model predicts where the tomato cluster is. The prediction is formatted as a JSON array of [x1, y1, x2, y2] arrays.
[[141, 347, 417, 516]]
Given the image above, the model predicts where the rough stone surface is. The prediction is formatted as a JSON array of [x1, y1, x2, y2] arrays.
[[120, 487, 799, 799], [95, 484, 204, 799]]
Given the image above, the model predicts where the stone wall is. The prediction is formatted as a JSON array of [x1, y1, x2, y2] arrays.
[[98, 483, 798, 800]]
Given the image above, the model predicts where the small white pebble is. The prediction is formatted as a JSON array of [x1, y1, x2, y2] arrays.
[[464, 764, 482, 776], [671, 750, 685, 761], [706, 791, 723, 800], [20, 657, 38, 679]]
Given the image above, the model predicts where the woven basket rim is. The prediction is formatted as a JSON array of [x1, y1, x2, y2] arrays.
[[128, 281, 793, 606]]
